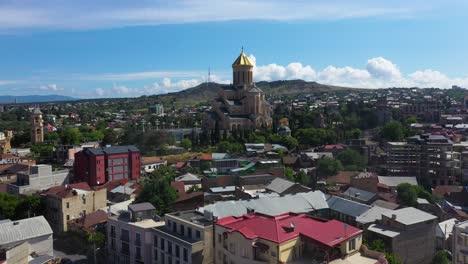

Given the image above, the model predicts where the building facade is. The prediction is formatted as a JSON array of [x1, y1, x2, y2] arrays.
[[152, 210, 213, 264], [7, 164, 70, 194], [386, 134, 462, 186], [107, 203, 164, 264], [43, 182, 107, 233], [31, 108, 44, 144], [215, 212, 363, 264], [203, 50, 272, 133], [74, 145, 141, 186], [453, 220, 468, 264]]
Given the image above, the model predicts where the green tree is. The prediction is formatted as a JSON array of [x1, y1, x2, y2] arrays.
[[432, 250, 449, 264], [405, 116, 419, 125], [102, 129, 119, 145], [0, 193, 19, 219], [180, 138, 192, 150], [381, 121, 405, 141], [135, 167, 178, 215], [316, 157, 343, 178], [284, 167, 295, 182], [61, 127, 82, 145], [349, 128, 362, 139], [16, 194, 44, 219], [295, 128, 336, 147], [336, 149, 367, 171], [396, 183, 418, 207], [281, 136, 299, 150]]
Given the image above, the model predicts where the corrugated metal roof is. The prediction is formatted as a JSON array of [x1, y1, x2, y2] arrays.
[[175, 173, 201, 182], [265, 178, 295, 194], [377, 176, 418, 187], [342, 187, 377, 203], [198, 191, 328, 218], [128, 202, 155, 212], [0, 216, 52, 245], [327, 196, 371, 218], [381, 207, 437, 226], [356, 206, 394, 225]]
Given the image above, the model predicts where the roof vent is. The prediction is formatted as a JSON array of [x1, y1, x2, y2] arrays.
[[13, 221, 19, 225], [354, 192, 360, 197], [290, 222, 295, 230], [391, 214, 397, 220]]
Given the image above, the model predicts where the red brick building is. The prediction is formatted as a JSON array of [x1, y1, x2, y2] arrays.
[[74, 145, 140, 186]]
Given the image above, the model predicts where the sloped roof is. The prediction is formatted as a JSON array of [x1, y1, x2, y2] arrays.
[[327, 196, 371, 218], [435, 218, 458, 239], [377, 176, 418, 187], [381, 207, 437, 226], [175, 173, 201, 182], [342, 187, 377, 203], [356, 206, 394, 225], [265, 178, 295, 194], [198, 191, 328, 219], [232, 51, 253, 67], [128, 202, 155, 212], [371, 200, 400, 210], [217, 212, 362, 246], [0, 216, 52, 245]]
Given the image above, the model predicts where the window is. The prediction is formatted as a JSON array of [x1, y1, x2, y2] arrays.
[[183, 248, 188, 262], [111, 238, 115, 250], [241, 248, 246, 258], [180, 225, 185, 236], [110, 225, 116, 238], [172, 221, 177, 233], [160, 252, 165, 264], [229, 243, 235, 254], [66, 215, 70, 221], [271, 250, 277, 257], [154, 235, 158, 247], [160, 237, 165, 250], [168, 241, 172, 254], [66, 202, 70, 208], [121, 242, 130, 255], [218, 234, 222, 243], [175, 245, 180, 258], [196, 230, 201, 239], [135, 233, 141, 246], [168, 256, 172, 264], [187, 227, 192, 239], [154, 249, 158, 261], [135, 246, 142, 260], [349, 238, 356, 251], [121, 229, 130, 242]]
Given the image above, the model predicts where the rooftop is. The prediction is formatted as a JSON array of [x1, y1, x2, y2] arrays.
[[85, 145, 139, 156], [0, 216, 52, 246], [327, 196, 371, 218], [168, 210, 212, 227], [232, 50, 253, 67], [382, 207, 437, 225], [128, 202, 155, 212], [342, 187, 377, 203], [377, 176, 418, 187], [368, 224, 400, 238], [266, 178, 296, 194], [217, 212, 363, 246]]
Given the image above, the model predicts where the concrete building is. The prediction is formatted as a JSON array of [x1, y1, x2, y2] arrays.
[[31, 108, 44, 144], [215, 212, 363, 263], [74, 145, 141, 186], [43, 182, 107, 233], [7, 164, 70, 194], [107, 203, 164, 264], [203, 49, 272, 133], [368, 207, 437, 264], [152, 210, 213, 264], [149, 104, 164, 115], [141, 156, 167, 174], [175, 173, 202, 192], [386, 134, 462, 186], [0, 216, 53, 264], [453, 220, 468, 264]]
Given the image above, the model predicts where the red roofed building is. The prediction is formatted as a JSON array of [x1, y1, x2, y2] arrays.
[[215, 212, 363, 263]]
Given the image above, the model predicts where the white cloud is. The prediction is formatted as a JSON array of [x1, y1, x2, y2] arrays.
[[0, 0, 442, 31], [0, 80, 18, 85], [366, 57, 401, 79], [39, 83, 64, 91]]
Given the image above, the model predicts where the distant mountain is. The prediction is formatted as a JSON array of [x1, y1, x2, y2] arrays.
[[0, 95, 78, 104], [147, 80, 364, 107]]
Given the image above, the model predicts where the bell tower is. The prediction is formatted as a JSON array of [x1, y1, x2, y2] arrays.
[[232, 48, 254, 86], [31, 108, 44, 144]]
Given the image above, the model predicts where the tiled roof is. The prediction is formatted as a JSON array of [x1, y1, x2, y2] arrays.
[[141, 156, 165, 165], [217, 212, 362, 246], [44, 182, 92, 199]]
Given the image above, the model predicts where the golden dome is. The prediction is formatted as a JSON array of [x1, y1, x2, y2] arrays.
[[232, 50, 253, 67]]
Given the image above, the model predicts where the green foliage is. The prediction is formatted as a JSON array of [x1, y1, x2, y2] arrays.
[[432, 250, 450, 264], [31, 143, 55, 160], [0, 193, 44, 220], [336, 149, 367, 171], [102, 129, 119, 145], [366, 239, 402, 264], [135, 166, 178, 216], [349, 128, 362, 139], [86, 231, 105, 249], [396, 183, 435, 206], [269, 134, 298, 150], [381, 121, 405, 141], [284, 167, 295, 182], [405, 116, 419, 125], [61, 127, 82, 145], [186, 185, 201, 194], [316, 157, 343, 177], [216, 141, 244, 154], [295, 128, 336, 147], [180, 138, 192, 150], [396, 183, 418, 206]]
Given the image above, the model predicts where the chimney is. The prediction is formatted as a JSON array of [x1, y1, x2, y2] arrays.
[[392, 214, 397, 220]]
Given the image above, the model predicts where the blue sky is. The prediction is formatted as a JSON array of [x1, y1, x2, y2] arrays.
[[1, 0, 468, 98]]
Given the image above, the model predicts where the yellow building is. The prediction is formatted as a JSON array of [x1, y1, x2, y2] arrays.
[[43, 182, 107, 233], [203, 49, 272, 133], [215, 212, 363, 264]]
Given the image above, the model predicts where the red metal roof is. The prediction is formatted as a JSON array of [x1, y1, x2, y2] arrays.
[[217, 212, 362, 246], [200, 153, 212, 161]]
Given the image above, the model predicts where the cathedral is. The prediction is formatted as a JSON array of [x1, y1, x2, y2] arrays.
[[203, 50, 272, 133]]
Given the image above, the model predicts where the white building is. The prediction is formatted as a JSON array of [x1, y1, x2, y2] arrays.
[[453, 220, 468, 264], [7, 164, 70, 194]]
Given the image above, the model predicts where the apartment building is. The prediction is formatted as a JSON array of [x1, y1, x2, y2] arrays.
[[152, 210, 213, 264], [386, 134, 461, 186], [368, 207, 437, 264], [215, 212, 363, 264], [7, 164, 70, 194], [453, 220, 468, 264], [43, 182, 107, 232], [107, 203, 164, 264]]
